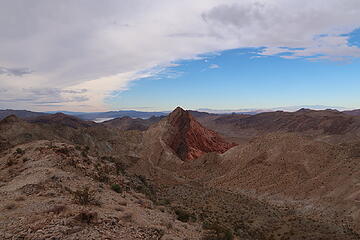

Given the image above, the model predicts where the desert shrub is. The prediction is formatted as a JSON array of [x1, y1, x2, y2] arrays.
[[4, 203, 16, 210], [121, 212, 133, 222], [23, 132, 32, 139], [111, 184, 122, 193], [115, 206, 125, 212], [15, 196, 25, 201], [174, 209, 196, 222], [202, 223, 234, 240], [115, 161, 126, 174], [75, 211, 98, 224], [81, 150, 88, 158], [157, 198, 170, 206], [79, 145, 90, 158], [56, 147, 70, 156], [129, 175, 156, 200], [96, 171, 109, 183], [101, 156, 127, 174], [16, 148, 24, 155], [101, 155, 115, 162], [6, 158, 15, 166], [73, 186, 99, 205], [75, 145, 82, 151]]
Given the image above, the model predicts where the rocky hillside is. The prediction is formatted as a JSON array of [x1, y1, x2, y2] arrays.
[[181, 132, 360, 230], [2, 107, 360, 239], [0, 140, 204, 239]]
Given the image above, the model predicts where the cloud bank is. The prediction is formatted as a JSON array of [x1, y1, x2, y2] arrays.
[[0, 0, 360, 111]]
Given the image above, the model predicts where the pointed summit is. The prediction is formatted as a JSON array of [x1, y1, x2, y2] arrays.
[[165, 107, 236, 160], [168, 107, 192, 129]]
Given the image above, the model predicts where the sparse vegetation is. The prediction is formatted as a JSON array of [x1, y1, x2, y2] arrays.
[[111, 184, 122, 193], [4, 203, 16, 210], [73, 186, 99, 205], [202, 223, 234, 240], [6, 158, 15, 166], [16, 148, 24, 155], [121, 211, 133, 222], [101, 156, 127, 174], [55, 147, 71, 155], [75, 211, 98, 224], [96, 171, 109, 183], [14, 196, 25, 201], [157, 198, 170, 206], [174, 208, 196, 222], [80, 146, 90, 158]]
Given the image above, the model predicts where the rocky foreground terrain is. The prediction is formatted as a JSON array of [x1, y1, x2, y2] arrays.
[[1, 107, 360, 239]]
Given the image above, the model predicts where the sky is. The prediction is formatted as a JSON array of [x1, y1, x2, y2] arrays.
[[1, 0, 360, 112]]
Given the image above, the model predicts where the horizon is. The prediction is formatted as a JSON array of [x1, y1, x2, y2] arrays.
[[0, 104, 356, 114], [1, 1, 360, 112]]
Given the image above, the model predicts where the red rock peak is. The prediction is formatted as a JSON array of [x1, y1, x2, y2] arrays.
[[166, 107, 236, 160]]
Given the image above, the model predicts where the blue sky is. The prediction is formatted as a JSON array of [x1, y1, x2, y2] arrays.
[[107, 45, 360, 111], [1, 1, 360, 112]]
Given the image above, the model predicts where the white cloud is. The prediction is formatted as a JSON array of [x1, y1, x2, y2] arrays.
[[209, 64, 220, 69], [0, 0, 360, 111]]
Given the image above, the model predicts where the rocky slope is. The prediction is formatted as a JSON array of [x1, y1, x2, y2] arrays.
[[181, 132, 360, 230], [0, 141, 204, 239], [2, 107, 360, 239]]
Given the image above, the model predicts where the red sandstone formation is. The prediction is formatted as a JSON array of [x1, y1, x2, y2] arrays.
[[167, 107, 236, 160]]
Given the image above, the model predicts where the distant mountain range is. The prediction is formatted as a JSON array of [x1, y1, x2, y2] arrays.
[[0, 109, 168, 122], [197, 105, 349, 114], [1, 105, 357, 122]]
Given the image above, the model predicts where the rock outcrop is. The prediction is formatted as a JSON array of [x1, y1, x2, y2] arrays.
[[166, 107, 236, 160]]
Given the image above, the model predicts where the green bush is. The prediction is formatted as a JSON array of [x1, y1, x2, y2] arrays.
[[16, 148, 24, 155], [111, 184, 122, 193]]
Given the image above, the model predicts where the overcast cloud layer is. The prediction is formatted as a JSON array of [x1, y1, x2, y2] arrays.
[[1, 0, 360, 111]]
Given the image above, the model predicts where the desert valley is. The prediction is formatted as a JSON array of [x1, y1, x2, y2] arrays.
[[1, 107, 360, 239]]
